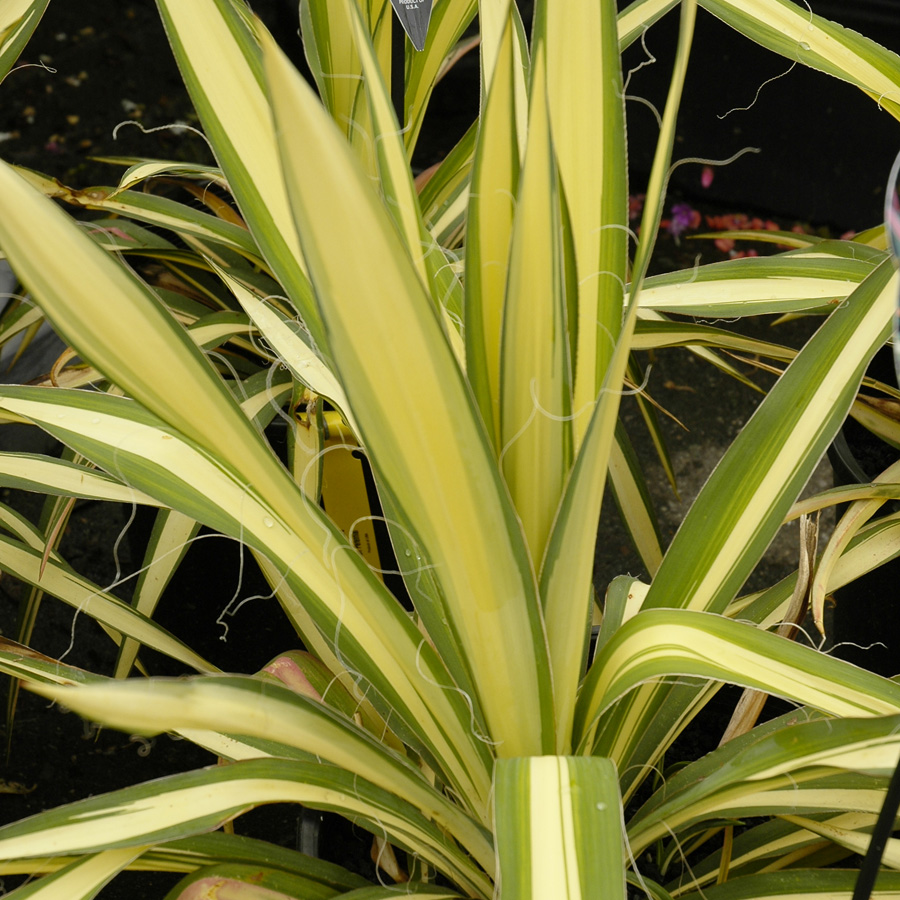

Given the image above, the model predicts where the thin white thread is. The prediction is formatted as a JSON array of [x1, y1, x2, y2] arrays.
[[801, 0, 813, 24], [873, 89, 900, 112], [112, 119, 213, 154], [580, 269, 627, 292], [442, 305, 464, 338], [621, 761, 669, 800], [667, 147, 761, 180], [57, 526, 272, 665], [129, 734, 154, 757], [623, 810, 656, 900], [371, 825, 392, 889], [660, 819, 711, 900], [829, 639, 888, 655], [54, 446, 154, 664], [468, 187, 518, 213], [373, 117, 413, 152], [497, 405, 537, 469], [246, 327, 280, 365], [327, 543, 370, 690], [595, 320, 619, 356], [110, 500, 137, 586], [625, 93, 663, 128], [415, 234, 444, 266], [298, 442, 363, 507], [345, 513, 436, 577], [499, 364, 652, 467], [414, 639, 500, 747], [214, 496, 250, 641], [717, 63, 797, 119], [8, 60, 56, 76], [260, 361, 295, 430], [591, 221, 641, 244], [526, 378, 574, 423], [204, 349, 251, 403], [215, 573, 278, 636], [605, 366, 653, 397], [763, 618, 821, 650], [672, 254, 702, 289], [340, 117, 380, 184], [57, 399, 286, 661], [623, 27, 658, 93]]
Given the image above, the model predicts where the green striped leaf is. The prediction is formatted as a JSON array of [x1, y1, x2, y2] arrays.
[[701, 0, 900, 120], [22, 180, 267, 268], [261, 22, 554, 759], [632, 317, 794, 358], [577, 609, 900, 753], [0, 0, 49, 85], [536, 0, 628, 441], [0, 530, 215, 675], [617, 0, 680, 49], [213, 263, 353, 422], [499, 46, 572, 565], [678, 870, 900, 900], [0, 831, 369, 890], [494, 757, 625, 900], [628, 711, 900, 856], [780, 813, 900, 868], [0, 847, 146, 900], [418, 121, 476, 246], [403, 0, 477, 153], [0, 452, 160, 506], [673, 812, 863, 892], [31, 674, 494, 875], [115, 509, 200, 679], [111, 159, 229, 193], [345, 0, 465, 343], [0, 160, 306, 528], [299, 0, 391, 156], [0, 758, 492, 898], [644, 258, 896, 615], [155, 0, 320, 340], [464, 6, 521, 442], [335, 888, 465, 899], [607, 423, 665, 576], [0, 385, 492, 817], [538, 0, 698, 753], [638, 248, 880, 316], [0, 638, 104, 686]]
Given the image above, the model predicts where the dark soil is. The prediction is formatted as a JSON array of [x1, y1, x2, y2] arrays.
[[0, 1, 305, 189]]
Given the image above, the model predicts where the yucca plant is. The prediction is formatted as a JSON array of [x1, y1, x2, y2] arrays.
[[2, 0, 900, 898]]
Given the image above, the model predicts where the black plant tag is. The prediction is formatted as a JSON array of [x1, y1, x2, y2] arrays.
[[389, 0, 433, 51]]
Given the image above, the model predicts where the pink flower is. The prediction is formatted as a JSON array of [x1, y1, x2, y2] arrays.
[[667, 202, 701, 240], [628, 193, 645, 220], [714, 237, 735, 254], [701, 165, 714, 189]]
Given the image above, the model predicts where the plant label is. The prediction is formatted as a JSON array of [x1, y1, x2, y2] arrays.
[[390, 0, 433, 52]]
